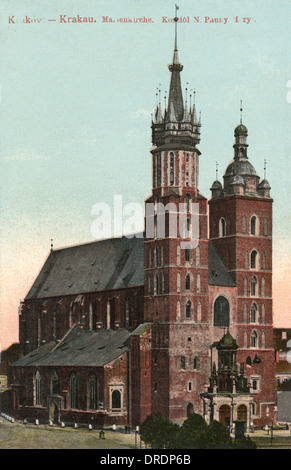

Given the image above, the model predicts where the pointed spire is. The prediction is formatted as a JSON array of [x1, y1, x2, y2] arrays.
[[166, 6, 184, 122], [240, 99, 243, 124]]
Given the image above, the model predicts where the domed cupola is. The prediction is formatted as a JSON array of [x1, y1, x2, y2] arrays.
[[223, 122, 261, 196], [210, 179, 223, 198], [258, 178, 271, 198]]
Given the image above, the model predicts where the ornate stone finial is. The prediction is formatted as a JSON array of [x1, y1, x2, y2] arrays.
[[240, 99, 243, 124], [216, 161, 218, 180], [264, 159, 267, 179]]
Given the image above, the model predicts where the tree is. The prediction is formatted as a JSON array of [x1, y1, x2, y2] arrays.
[[178, 413, 208, 449], [139, 414, 179, 449], [204, 420, 231, 449]]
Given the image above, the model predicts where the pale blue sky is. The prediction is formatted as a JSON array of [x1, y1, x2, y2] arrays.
[[0, 0, 290, 348]]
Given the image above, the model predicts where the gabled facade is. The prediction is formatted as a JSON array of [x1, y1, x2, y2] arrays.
[[9, 21, 276, 429]]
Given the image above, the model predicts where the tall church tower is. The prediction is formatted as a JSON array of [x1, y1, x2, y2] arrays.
[[143, 16, 210, 423], [209, 122, 276, 425]]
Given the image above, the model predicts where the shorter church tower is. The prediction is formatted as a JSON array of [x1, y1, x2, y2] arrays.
[[209, 121, 276, 426]]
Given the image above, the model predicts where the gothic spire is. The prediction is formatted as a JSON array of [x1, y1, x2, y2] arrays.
[[166, 6, 184, 122]]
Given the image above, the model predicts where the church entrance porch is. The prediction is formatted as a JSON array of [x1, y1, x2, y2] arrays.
[[48, 395, 62, 424], [219, 404, 231, 426]]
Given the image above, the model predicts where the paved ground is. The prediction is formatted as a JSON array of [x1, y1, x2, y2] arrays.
[[0, 417, 290, 449]]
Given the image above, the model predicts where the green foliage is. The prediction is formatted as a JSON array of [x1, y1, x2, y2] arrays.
[[178, 413, 208, 449], [231, 436, 257, 449], [139, 414, 180, 449], [204, 420, 231, 449], [140, 413, 256, 449]]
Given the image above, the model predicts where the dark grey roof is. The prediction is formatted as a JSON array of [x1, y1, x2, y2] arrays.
[[224, 158, 257, 177], [11, 326, 131, 367], [26, 234, 144, 299], [208, 242, 236, 287]]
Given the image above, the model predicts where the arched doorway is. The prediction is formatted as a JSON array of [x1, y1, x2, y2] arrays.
[[187, 403, 194, 418], [237, 404, 247, 421], [219, 404, 231, 426]]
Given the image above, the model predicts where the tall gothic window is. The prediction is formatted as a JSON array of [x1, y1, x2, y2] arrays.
[[244, 276, 248, 296], [264, 217, 268, 236], [242, 215, 247, 233], [186, 193, 191, 213], [251, 303, 258, 323], [213, 296, 230, 327], [88, 375, 98, 410], [251, 276, 258, 296], [185, 246, 191, 262], [261, 277, 266, 297], [197, 273, 201, 293], [51, 370, 60, 395], [69, 373, 78, 409], [243, 302, 248, 323], [219, 217, 226, 237], [181, 356, 186, 369], [245, 250, 249, 269], [186, 300, 192, 318], [177, 272, 181, 292], [186, 274, 191, 290], [251, 331, 258, 348], [157, 154, 161, 187], [251, 250, 258, 269], [170, 152, 175, 186], [251, 216, 258, 235], [34, 370, 42, 406], [155, 273, 159, 295], [195, 245, 200, 266], [197, 301, 202, 322]]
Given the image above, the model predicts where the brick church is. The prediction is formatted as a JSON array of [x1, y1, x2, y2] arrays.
[[10, 20, 276, 430]]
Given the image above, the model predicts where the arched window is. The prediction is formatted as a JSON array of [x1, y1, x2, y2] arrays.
[[187, 403, 194, 418], [261, 277, 266, 297], [262, 304, 266, 324], [177, 244, 181, 264], [251, 303, 258, 323], [219, 217, 226, 237], [186, 217, 191, 238], [242, 215, 247, 234], [251, 216, 258, 235], [51, 370, 60, 395], [263, 251, 266, 270], [264, 217, 268, 236], [181, 356, 186, 369], [112, 389, 121, 410], [213, 296, 230, 327], [197, 301, 202, 322], [176, 300, 181, 320], [197, 273, 201, 293], [155, 246, 159, 266], [88, 375, 98, 410], [177, 272, 181, 292], [244, 331, 249, 348], [251, 276, 258, 296], [244, 276, 248, 296], [251, 331, 258, 348], [251, 250, 258, 269], [245, 250, 249, 269], [193, 356, 198, 370], [161, 272, 165, 293], [261, 331, 266, 349], [69, 373, 78, 409], [186, 193, 192, 213], [155, 273, 159, 295], [186, 274, 191, 290], [170, 152, 175, 186], [34, 370, 42, 406], [186, 300, 192, 318], [195, 245, 200, 266], [185, 246, 191, 263], [243, 303, 248, 323]]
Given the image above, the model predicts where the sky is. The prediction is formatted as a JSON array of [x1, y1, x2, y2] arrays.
[[0, 0, 290, 350]]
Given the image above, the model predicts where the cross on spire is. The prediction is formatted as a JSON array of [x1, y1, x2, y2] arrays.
[[174, 4, 179, 50], [240, 99, 243, 124]]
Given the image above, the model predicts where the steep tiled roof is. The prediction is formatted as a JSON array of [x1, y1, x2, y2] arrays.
[[208, 241, 236, 287], [11, 323, 153, 368], [25, 233, 235, 301], [26, 234, 144, 299]]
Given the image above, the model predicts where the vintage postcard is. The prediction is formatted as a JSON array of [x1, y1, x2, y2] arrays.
[[0, 0, 290, 453]]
